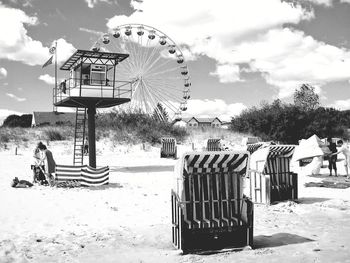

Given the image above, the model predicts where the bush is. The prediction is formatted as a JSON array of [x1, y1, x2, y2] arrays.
[[96, 109, 188, 145], [2, 114, 32, 127], [231, 100, 350, 144], [0, 133, 10, 143], [43, 128, 65, 141]]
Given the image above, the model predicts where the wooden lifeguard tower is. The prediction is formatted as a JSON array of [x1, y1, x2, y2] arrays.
[[54, 50, 131, 167]]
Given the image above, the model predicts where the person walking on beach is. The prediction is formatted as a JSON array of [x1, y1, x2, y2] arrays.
[[331, 140, 350, 178], [83, 137, 89, 155], [327, 137, 338, 177], [37, 142, 56, 185]]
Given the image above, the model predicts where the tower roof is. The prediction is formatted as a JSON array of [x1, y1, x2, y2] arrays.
[[60, 50, 129, 70]]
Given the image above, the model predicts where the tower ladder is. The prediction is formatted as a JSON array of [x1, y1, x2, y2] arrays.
[[73, 107, 87, 165]]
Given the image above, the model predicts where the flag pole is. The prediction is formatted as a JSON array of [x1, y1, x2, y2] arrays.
[[53, 40, 57, 111], [53, 40, 57, 112]]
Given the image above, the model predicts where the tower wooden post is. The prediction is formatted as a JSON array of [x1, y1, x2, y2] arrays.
[[87, 106, 96, 168]]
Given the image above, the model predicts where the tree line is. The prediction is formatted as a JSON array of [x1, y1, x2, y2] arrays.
[[230, 84, 350, 144]]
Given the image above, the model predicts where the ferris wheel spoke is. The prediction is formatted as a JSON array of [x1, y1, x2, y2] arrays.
[[141, 79, 179, 111], [145, 66, 182, 78], [146, 78, 184, 91], [126, 34, 140, 72], [144, 79, 183, 106], [149, 89, 180, 113], [141, 81, 161, 114], [139, 37, 153, 71], [145, 78, 184, 92], [143, 59, 177, 77], [121, 35, 139, 72], [147, 81, 183, 97], [141, 44, 164, 75]]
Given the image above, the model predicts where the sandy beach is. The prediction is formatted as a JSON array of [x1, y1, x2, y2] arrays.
[[1, 141, 350, 263]]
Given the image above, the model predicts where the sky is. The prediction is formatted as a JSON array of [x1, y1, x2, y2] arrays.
[[1, 0, 350, 123]]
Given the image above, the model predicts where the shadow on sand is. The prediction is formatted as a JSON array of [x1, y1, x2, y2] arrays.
[[109, 165, 174, 173], [296, 197, 330, 204], [86, 183, 123, 190], [254, 233, 314, 249]]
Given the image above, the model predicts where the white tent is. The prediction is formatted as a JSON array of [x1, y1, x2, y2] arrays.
[[292, 134, 331, 175], [293, 134, 331, 162]]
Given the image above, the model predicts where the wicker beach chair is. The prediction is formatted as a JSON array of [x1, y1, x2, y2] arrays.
[[206, 139, 222, 151], [55, 164, 109, 187], [247, 145, 297, 204], [160, 137, 177, 159], [171, 151, 253, 253]]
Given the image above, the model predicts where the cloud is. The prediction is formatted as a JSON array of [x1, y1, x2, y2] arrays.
[[304, 0, 333, 6], [183, 99, 247, 122], [39, 74, 55, 85], [235, 28, 350, 97], [106, 0, 314, 93], [106, 0, 350, 99], [0, 3, 48, 66], [84, 0, 117, 8], [0, 109, 23, 126], [79, 27, 104, 36], [54, 38, 76, 64], [6, 93, 26, 102], [209, 64, 242, 83], [0, 67, 7, 79], [304, 0, 350, 5], [0, 4, 76, 66], [328, 99, 350, 110]]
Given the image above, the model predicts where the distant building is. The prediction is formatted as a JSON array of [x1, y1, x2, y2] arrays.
[[185, 117, 222, 128], [31, 111, 76, 127]]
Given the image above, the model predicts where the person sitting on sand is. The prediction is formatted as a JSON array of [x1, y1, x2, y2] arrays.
[[37, 142, 56, 185], [327, 137, 338, 177], [11, 177, 33, 188], [331, 140, 350, 178]]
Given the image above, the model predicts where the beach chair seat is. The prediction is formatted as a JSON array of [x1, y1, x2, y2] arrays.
[[55, 164, 109, 187], [160, 137, 177, 159], [248, 145, 297, 204], [172, 151, 253, 253], [206, 139, 222, 151]]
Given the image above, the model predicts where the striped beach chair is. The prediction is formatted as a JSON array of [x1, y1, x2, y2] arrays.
[[160, 137, 177, 159], [55, 164, 109, 187], [246, 141, 276, 154], [248, 145, 297, 204], [206, 139, 222, 151], [172, 151, 253, 253], [246, 143, 264, 154]]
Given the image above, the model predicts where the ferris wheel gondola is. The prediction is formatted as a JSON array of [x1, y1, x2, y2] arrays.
[[92, 24, 191, 121]]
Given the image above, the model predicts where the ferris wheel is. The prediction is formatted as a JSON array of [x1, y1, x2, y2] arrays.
[[92, 24, 191, 121]]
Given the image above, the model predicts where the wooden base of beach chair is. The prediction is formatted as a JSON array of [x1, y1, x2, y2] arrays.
[[171, 191, 253, 253], [248, 171, 298, 205], [160, 149, 177, 159]]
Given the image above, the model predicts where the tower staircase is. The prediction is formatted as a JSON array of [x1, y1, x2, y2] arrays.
[[73, 108, 87, 165]]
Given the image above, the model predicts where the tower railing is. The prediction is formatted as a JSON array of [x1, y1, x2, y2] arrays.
[[54, 77, 133, 104]]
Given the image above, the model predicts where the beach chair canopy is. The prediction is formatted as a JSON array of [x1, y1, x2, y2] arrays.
[[250, 145, 295, 173], [173, 151, 250, 198]]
